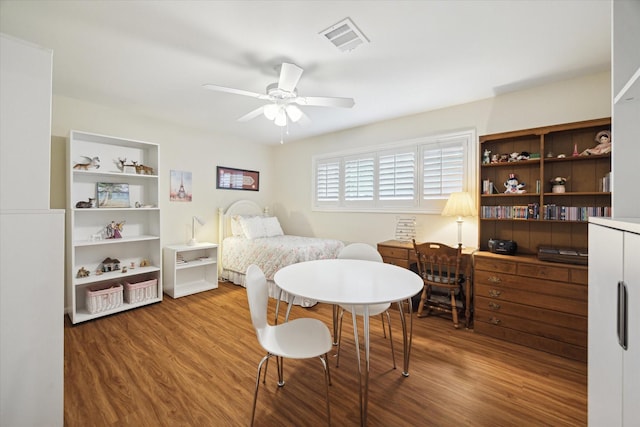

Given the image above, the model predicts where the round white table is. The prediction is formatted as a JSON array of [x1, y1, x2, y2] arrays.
[[274, 258, 423, 426]]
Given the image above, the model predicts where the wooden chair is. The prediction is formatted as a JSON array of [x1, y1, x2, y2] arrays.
[[412, 240, 465, 328]]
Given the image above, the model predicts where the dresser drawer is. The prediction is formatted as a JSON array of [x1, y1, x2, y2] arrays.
[[474, 270, 587, 301], [475, 296, 587, 331], [474, 257, 517, 274], [382, 257, 411, 269], [475, 283, 587, 316], [474, 321, 587, 362], [517, 263, 568, 282], [378, 246, 409, 260]]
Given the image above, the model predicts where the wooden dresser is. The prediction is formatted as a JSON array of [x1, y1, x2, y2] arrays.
[[377, 240, 417, 269], [473, 251, 588, 362]]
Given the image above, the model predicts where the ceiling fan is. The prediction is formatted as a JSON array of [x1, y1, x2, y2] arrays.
[[203, 62, 355, 127]]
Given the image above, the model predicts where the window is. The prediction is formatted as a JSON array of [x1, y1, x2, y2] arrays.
[[312, 129, 476, 213]]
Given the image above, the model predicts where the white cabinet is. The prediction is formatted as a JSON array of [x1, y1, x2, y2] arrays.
[[612, 0, 640, 218], [163, 243, 218, 298], [66, 130, 162, 324], [1, 34, 63, 426], [588, 217, 640, 426]]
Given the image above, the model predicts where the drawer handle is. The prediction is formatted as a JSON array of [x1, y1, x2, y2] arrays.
[[488, 289, 502, 298], [489, 317, 501, 325], [488, 301, 501, 310], [488, 276, 501, 284]]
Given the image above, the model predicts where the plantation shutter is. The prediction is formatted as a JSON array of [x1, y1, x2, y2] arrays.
[[316, 159, 340, 202], [344, 155, 374, 201], [378, 149, 415, 201], [422, 142, 464, 199]]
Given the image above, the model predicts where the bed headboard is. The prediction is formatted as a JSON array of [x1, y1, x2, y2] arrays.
[[217, 200, 266, 243]]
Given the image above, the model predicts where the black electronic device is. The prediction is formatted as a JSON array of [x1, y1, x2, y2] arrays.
[[488, 239, 517, 255]]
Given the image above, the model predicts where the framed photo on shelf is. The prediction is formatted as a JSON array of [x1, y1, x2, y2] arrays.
[[216, 166, 259, 191], [97, 182, 130, 208]]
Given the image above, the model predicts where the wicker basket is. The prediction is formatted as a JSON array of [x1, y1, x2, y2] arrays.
[[86, 283, 123, 314], [124, 279, 158, 304]]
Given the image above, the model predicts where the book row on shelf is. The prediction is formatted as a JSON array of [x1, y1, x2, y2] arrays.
[[481, 204, 612, 221]]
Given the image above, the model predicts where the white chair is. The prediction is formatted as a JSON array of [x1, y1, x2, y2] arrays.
[[245, 264, 332, 426], [335, 243, 396, 369]]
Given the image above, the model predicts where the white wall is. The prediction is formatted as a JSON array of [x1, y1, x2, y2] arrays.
[[51, 95, 275, 247], [51, 71, 611, 251], [271, 71, 612, 248]]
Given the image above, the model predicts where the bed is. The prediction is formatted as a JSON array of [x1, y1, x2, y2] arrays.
[[217, 200, 344, 306]]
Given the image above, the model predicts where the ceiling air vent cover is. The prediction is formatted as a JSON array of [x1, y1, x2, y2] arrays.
[[320, 18, 369, 52]]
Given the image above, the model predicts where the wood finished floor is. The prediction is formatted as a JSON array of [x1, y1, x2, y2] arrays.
[[64, 281, 587, 426]]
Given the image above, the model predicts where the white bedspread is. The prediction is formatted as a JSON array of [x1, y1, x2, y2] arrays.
[[221, 235, 344, 306]]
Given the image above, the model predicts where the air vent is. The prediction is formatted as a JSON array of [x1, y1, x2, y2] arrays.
[[319, 18, 369, 52]]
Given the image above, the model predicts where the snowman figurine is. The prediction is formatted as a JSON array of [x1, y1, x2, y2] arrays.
[[504, 173, 526, 194]]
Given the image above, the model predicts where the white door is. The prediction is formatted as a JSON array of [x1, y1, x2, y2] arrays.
[[588, 223, 623, 425], [623, 231, 640, 425]]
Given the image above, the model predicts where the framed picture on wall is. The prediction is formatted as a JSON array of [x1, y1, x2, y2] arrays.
[[216, 166, 259, 191], [170, 170, 192, 202]]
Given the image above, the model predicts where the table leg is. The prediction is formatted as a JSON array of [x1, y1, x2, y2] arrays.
[[397, 298, 414, 377], [350, 304, 371, 427]]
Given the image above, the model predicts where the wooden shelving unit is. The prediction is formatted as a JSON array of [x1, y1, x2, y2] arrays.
[[478, 117, 611, 254]]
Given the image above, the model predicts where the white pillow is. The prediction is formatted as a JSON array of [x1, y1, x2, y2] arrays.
[[263, 216, 284, 237], [230, 215, 246, 237], [239, 216, 267, 239]]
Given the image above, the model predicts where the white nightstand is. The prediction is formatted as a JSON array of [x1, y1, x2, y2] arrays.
[[163, 243, 218, 298]]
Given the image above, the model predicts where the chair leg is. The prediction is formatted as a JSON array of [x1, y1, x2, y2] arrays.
[[417, 285, 428, 318], [332, 304, 339, 345], [380, 312, 387, 338], [251, 354, 271, 426], [277, 355, 285, 387], [335, 308, 345, 367], [450, 292, 460, 329], [319, 354, 332, 427], [384, 310, 396, 369]]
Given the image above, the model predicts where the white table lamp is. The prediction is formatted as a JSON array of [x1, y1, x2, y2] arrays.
[[441, 192, 476, 247], [188, 215, 206, 246]]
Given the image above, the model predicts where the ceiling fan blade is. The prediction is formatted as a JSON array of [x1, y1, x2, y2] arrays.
[[294, 96, 355, 108], [278, 63, 303, 93], [202, 84, 269, 100], [237, 106, 265, 122]]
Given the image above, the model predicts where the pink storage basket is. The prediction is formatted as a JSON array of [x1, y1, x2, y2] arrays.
[[124, 279, 158, 303], [86, 283, 123, 314]]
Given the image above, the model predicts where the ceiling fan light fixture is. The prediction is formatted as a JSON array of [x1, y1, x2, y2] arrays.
[[263, 103, 278, 120], [274, 108, 287, 127], [285, 104, 302, 123]]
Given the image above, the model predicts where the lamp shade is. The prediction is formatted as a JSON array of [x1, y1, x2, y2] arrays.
[[263, 103, 278, 121], [441, 192, 476, 217]]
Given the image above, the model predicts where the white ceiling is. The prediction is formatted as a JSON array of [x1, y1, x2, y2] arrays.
[[0, 0, 611, 145]]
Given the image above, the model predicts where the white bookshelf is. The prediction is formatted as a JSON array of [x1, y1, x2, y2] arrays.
[[163, 243, 218, 298], [66, 130, 162, 324]]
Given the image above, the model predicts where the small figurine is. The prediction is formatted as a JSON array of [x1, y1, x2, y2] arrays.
[[75, 198, 95, 208], [483, 149, 491, 165], [550, 176, 567, 193], [132, 161, 154, 175], [100, 257, 120, 272], [72, 156, 100, 170], [139, 259, 150, 267], [581, 130, 611, 156], [76, 267, 90, 278], [504, 173, 526, 194], [105, 220, 125, 239], [491, 153, 499, 163], [517, 151, 530, 161], [121, 266, 128, 273], [508, 152, 519, 162]]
